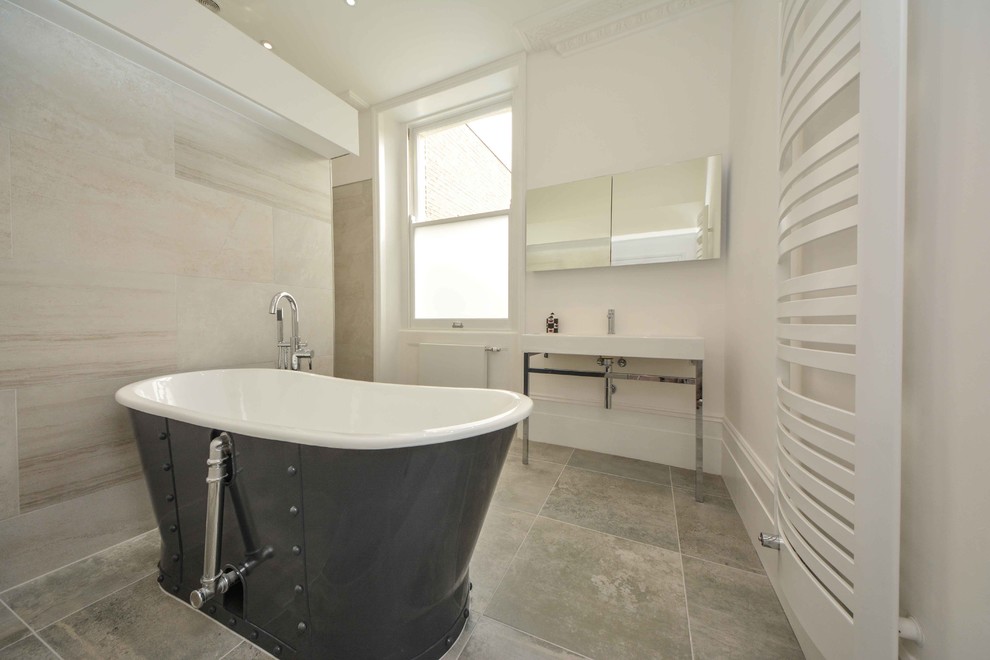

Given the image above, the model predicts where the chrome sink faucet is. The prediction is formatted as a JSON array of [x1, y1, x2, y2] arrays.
[[607, 308, 615, 335], [269, 292, 313, 370]]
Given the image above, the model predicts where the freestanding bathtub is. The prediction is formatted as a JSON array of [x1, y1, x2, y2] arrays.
[[115, 369, 532, 660]]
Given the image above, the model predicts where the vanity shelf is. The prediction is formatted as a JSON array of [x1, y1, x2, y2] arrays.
[[519, 334, 706, 502]]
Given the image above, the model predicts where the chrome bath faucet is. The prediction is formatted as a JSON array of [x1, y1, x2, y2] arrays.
[[269, 292, 313, 370]]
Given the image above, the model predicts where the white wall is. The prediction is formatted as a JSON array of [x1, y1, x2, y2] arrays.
[[524, 3, 732, 470], [722, 1, 780, 474], [900, 1, 990, 657], [332, 108, 373, 186]]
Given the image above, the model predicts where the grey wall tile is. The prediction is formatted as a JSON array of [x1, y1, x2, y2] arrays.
[[177, 278, 333, 371], [174, 85, 332, 219], [332, 179, 373, 380], [10, 132, 274, 283], [17, 376, 147, 512], [3, 531, 158, 630], [0, 262, 177, 389], [0, 390, 16, 521], [0, 2, 174, 175], [0, 479, 153, 591], [274, 209, 334, 289], [0, 127, 10, 258]]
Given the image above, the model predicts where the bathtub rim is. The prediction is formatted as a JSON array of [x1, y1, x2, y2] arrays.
[[115, 368, 532, 450]]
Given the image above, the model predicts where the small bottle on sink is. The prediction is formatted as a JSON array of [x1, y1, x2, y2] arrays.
[[546, 312, 559, 334]]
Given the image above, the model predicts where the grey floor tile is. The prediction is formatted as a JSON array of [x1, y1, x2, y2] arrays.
[[439, 610, 480, 660], [567, 450, 671, 485], [491, 459, 564, 514], [0, 635, 57, 659], [3, 530, 159, 629], [541, 468, 679, 552], [507, 437, 574, 465], [673, 489, 763, 574], [38, 575, 240, 659], [0, 603, 30, 650], [683, 556, 803, 659], [486, 517, 691, 660], [459, 617, 585, 659], [221, 641, 274, 659], [670, 466, 731, 498], [470, 506, 536, 613]]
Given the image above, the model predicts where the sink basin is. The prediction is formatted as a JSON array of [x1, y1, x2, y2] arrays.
[[520, 334, 704, 360]]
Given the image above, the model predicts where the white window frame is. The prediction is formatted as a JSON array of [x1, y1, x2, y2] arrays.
[[406, 96, 515, 330]]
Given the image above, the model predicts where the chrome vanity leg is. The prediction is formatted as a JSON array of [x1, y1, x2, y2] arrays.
[[693, 360, 704, 503], [522, 352, 530, 465]]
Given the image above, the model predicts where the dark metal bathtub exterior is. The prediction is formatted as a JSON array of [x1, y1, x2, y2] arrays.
[[130, 410, 516, 659]]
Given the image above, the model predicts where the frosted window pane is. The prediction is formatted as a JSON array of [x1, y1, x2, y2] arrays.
[[414, 216, 508, 319], [418, 109, 511, 221]]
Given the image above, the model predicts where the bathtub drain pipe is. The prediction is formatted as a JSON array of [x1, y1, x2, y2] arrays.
[[190, 433, 241, 609]]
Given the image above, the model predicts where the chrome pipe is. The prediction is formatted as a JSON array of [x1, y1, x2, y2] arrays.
[[190, 433, 240, 609]]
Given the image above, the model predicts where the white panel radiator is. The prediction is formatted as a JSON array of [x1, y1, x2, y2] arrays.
[[774, 1, 905, 658], [418, 344, 489, 388]]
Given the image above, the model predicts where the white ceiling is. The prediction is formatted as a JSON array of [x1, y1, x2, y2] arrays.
[[214, 0, 573, 106]]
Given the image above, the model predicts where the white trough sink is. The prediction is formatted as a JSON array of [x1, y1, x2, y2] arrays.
[[521, 334, 704, 360]]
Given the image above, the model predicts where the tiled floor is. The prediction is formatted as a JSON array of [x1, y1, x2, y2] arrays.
[[0, 441, 802, 660]]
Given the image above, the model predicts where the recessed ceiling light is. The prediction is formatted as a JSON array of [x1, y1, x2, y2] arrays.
[[261, 40, 274, 50], [345, 0, 356, 6]]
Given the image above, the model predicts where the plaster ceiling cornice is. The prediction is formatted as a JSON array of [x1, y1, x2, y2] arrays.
[[515, 0, 729, 56]]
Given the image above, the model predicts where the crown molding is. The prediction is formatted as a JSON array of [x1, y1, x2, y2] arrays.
[[516, 0, 728, 57]]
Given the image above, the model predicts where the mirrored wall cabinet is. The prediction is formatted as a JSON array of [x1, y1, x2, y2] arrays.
[[526, 154, 723, 271]]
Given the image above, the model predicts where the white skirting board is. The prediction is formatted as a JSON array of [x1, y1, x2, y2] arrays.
[[721, 418, 826, 660], [528, 398, 722, 474], [417, 343, 488, 388]]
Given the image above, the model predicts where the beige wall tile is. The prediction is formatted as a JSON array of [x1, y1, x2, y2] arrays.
[[177, 278, 333, 371], [17, 377, 145, 512], [0, 389, 17, 520], [0, 262, 177, 389], [0, 3, 174, 175], [10, 132, 274, 282], [333, 180, 374, 380], [0, 479, 153, 591], [0, 127, 10, 258], [274, 209, 334, 289], [173, 86, 332, 219]]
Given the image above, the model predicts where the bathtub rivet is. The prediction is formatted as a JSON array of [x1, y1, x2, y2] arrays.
[[209, 606, 216, 615], [171, 585, 179, 593], [162, 462, 171, 472], [464, 608, 470, 619], [157, 574, 164, 583], [171, 553, 180, 562], [294, 584, 304, 594], [228, 618, 236, 627], [289, 506, 299, 517], [445, 637, 453, 647], [287, 466, 297, 476], [165, 493, 174, 502], [297, 622, 307, 634], [250, 631, 259, 640], [273, 645, 282, 655], [169, 524, 177, 532], [292, 545, 302, 556], [158, 432, 167, 440]]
